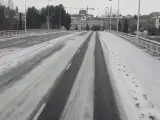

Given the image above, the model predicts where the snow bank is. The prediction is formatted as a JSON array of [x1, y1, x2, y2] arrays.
[[0, 32, 91, 120], [101, 32, 160, 109], [99, 32, 160, 120], [0, 32, 80, 87]]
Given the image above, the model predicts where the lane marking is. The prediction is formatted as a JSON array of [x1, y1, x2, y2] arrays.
[[66, 63, 71, 70], [77, 49, 80, 53], [33, 103, 46, 120]]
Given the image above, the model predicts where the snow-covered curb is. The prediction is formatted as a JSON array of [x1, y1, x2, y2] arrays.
[[99, 33, 160, 120], [0, 32, 81, 87]]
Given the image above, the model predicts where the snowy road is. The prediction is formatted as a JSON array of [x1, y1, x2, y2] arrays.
[[0, 31, 72, 49], [2, 30, 160, 120], [37, 32, 93, 120], [33, 32, 121, 120], [0, 32, 90, 120]]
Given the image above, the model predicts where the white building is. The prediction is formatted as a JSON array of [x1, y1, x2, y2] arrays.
[[71, 10, 104, 29], [149, 12, 160, 29]]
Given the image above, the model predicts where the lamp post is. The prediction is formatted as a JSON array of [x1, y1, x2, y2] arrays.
[[136, 0, 141, 38], [109, 0, 112, 31], [105, 7, 109, 30], [86, 6, 88, 30], [47, 0, 51, 30], [59, 7, 62, 28], [101, 14, 103, 31], [25, 0, 27, 33], [117, 0, 120, 31]]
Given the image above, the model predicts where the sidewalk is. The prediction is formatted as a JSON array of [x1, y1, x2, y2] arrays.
[[100, 31, 160, 119]]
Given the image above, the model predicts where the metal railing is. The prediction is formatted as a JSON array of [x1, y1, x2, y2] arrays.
[[0, 29, 57, 39], [111, 30, 160, 55]]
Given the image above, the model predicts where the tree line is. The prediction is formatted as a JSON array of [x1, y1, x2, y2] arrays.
[[117, 19, 141, 34], [0, 5, 18, 30], [117, 15, 160, 35], [26, 4, 71, 30], [0, 4, 71, 30]]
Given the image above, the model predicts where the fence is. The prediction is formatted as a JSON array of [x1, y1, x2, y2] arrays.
[[111, 30, 160, 55], [0, 29, 57, 39]]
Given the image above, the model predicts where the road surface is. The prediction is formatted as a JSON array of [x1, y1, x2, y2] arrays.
[[0, 32, 72, 49], [0, 32, 122, 120], [35, 32, 120, 120], [100, 31, 160, 119]]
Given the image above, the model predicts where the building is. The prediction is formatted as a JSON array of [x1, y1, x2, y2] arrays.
[[149, 12, 160, 17], [71, 10, 103, 29], [79, 10, 86, 15], [150, 12, 160, 29], [152, 16, 160, 29]]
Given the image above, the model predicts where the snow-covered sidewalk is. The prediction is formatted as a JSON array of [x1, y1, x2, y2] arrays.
[[0, 32, 90, 120], [100, 32, 160, 120]]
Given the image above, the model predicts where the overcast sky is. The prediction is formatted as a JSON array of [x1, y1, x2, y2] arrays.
[[5, 0, 160, 16]]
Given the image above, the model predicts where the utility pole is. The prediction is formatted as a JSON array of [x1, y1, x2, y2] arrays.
[[105, 7, 108, 30], [86, 6, 88, 30], [101, 15, 103, 30], [110, 2, 112, 31], [8, 0, 11, 8], [25, 0, 27, 33], [117, 0, 120, 31], [85, 6, 94, 30], [47, 0, 50, 30], [59, 7, 61, 28], [136, 0, 141, 38]]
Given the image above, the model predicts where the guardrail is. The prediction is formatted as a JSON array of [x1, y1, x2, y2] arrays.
[[111, 30, 160, 55], [0, 29, 57, 38]]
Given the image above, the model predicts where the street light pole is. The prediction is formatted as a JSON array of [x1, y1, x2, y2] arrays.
[[109, 0, 112, 31], [117, 0, 120, 32], [25, 0, 27, 33], [47, 0, 50, 30], [105, 7, 108, 30], [136, 0, 141, 38], [59, 7, 61, 28], [101, 15, 103, 30], [86, 6, 88, 30]]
